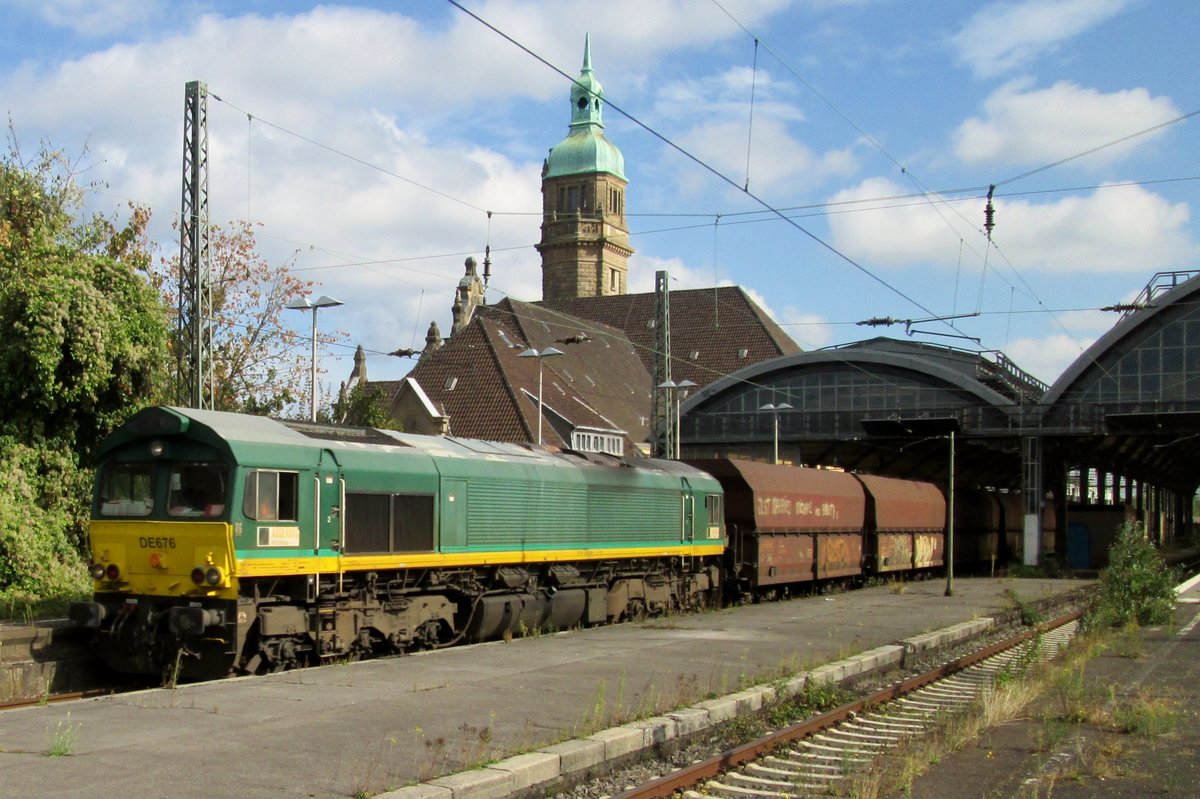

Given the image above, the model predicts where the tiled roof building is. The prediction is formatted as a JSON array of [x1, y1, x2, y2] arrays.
[[537, 286, 799, 390], [374, 299, 649, 453]]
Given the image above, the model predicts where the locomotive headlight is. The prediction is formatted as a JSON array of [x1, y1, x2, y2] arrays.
[[90, 563, 106, 580], [192, 566, 224, 586], [105, 563, 121, 581], [148, 440, 166, 457]]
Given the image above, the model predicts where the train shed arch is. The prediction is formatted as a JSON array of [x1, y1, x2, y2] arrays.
[[1040, 271, 1200, 551], [679, 337, 1044, 489]]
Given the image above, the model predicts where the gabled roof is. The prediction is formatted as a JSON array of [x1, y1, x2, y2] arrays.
[[476, 299, 652, 441], [537, 286, 800, 389], [378, 299, 652, 449]]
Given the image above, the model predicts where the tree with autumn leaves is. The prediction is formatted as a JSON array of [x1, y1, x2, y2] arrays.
[[155, 220, 325, 417]]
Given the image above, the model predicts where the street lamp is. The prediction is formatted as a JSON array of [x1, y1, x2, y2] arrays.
[[518, 346, 563, 445], [674, 380, 697, 459], [286, 295, 343, 422], [657, 380, 676, 459], [759, 402, 793, 464]]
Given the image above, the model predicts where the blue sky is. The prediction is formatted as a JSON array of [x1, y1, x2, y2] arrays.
[[1, 0, 1197, 394]]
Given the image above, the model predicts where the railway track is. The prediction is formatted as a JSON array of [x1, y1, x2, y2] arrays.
[[0, 688, 119, 712], [615, 609, 1082, 799]]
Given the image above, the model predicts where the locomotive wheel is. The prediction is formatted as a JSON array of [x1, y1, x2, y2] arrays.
[[622, 598, 647, 622], [412, 619, 453, 650]]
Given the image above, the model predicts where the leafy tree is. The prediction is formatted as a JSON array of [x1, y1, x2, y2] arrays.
[[156, 221, 333, 416], [0, 147, 170, 457], [0, 440, 91, 599], [331, 381, 395, 428], [1089, 521, 1177, 629], [0, 143, 169, 601]]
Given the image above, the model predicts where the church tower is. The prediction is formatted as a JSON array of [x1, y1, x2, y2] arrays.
[[537, 35, 633, 302]]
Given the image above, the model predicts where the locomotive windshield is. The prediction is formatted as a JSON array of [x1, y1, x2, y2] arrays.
[[168, 463, 228, 518], [97, 461, 229, 519], [97, 464, 156, 517]]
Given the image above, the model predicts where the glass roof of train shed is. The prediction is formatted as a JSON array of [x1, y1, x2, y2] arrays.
[[679, 271, 1200, 496], [678, 337, 1040, 489], [1041, 270, 1200, 494]]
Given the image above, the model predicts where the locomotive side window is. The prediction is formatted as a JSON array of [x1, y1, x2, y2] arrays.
[[168, 463, 228, 518], [98, 464, 156, 517], [705, 493, 724, 539], [242, 470, 299, 521]]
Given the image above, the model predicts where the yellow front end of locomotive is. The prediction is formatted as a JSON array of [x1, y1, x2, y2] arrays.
[[88, 519, 239, 601]]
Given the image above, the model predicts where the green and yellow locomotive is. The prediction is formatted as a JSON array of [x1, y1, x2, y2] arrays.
[[70, 407, 726, 680]]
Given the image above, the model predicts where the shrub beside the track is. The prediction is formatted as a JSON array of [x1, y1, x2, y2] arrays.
[[1088, 522, 1176, 629]]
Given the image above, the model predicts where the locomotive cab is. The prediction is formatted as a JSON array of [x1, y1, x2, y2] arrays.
[[70, 410, 242, 681]]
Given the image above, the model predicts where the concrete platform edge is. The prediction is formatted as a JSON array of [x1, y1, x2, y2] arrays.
[[375, 612, 1014, 799]]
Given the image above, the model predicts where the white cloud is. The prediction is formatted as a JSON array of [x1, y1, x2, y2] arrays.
[[826, 177, 1198, 274], [779, 309, 833, 350], [826, 177, 967, 268], [996, 186, 1197, 273], [645, 63, 857, 200], [3, 0, 166, 37], [1006, 333, 1096, 385], [954, 80, 1181, 167], [674, 117, 857, 199], [952, 0, 1131, 78]]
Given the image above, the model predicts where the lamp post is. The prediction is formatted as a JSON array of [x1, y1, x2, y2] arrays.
[[759, 402, 793, 464], [285, 295, 343, 421], [675, 380, 697, 459], [518, 346, 563, 445], [657, 380, 676, 459], [945, 429, 955, 597]]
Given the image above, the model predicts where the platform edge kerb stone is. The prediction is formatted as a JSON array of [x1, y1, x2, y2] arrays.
[[428, 766, 515, 799], [537, 738, 605, 774], [488, 751, 561, 792]]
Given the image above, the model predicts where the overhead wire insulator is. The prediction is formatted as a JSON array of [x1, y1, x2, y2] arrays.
[[984, 184, 996, 241]]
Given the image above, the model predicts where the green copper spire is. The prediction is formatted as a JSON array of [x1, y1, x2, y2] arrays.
[[545, 35, 625, 180]]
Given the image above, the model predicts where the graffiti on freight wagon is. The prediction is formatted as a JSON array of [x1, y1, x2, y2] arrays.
[[755, 495, 839, 520]]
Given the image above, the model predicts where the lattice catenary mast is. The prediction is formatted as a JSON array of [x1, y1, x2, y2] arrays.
[[652, 270, 672, 458], [178, 79, 213, 408]]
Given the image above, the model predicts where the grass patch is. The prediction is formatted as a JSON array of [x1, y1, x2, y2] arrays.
[[1112, 691, 1178, 737], [46, 713, 80, 757], [0, 591, 85, 624]]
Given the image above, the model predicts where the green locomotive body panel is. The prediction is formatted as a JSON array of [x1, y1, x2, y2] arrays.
[[89, 407, 726, 579]]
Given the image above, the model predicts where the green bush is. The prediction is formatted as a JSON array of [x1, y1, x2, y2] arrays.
[[1088, 522, 1176, 629], [0, 439, 91, 603]]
